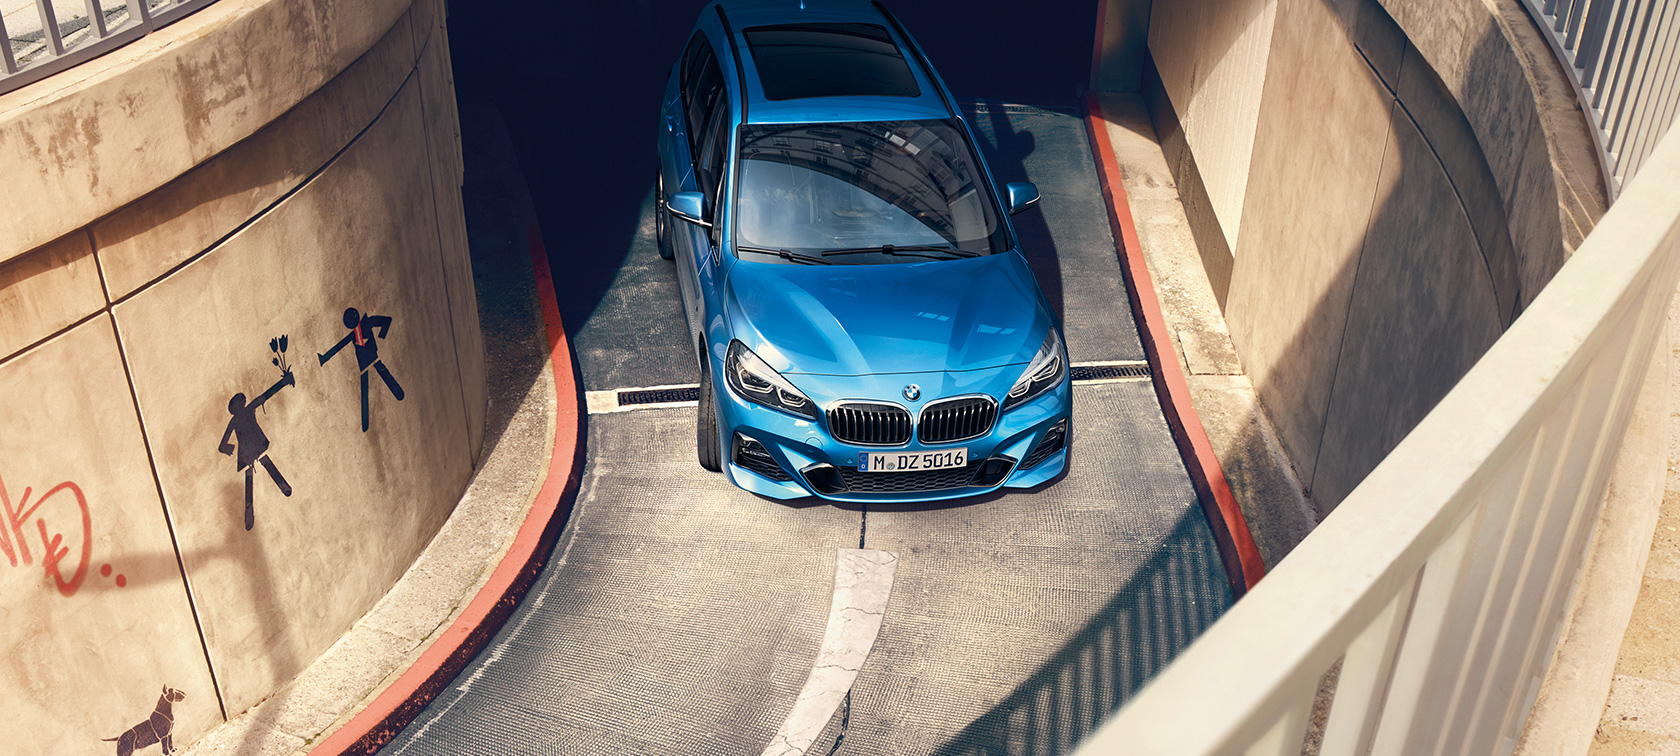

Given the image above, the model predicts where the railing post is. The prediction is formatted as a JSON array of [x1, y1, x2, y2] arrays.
[[34, 0, 65, 56], [1320, 576, 1419, 755], [85, 0, 109, 38], [1366, 508, 1484, 756], [0, 12, 17, 74]]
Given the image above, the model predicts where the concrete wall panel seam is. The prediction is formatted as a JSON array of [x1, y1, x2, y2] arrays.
[[105, 66, 422, 313], [0, 231, 104, 362], [104, 312, 230, 721], [1377, 0, 1569, 307], [0, 0, 417, 267], [1304, 100, 1399, 496], [1387, 95, 1517, 326]]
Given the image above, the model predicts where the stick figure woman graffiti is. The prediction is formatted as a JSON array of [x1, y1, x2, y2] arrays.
[[219, 336, 296, 531]]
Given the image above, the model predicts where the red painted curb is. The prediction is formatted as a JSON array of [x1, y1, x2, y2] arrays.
[[1083, 93, 1266, 597], [309, 223, 585, 755]]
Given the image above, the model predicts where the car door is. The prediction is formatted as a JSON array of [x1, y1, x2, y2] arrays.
[[689, 89, 732, 362], [668, 30, 728, 358]]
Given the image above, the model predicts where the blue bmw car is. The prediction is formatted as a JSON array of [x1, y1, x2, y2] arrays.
[[656, 0, 1071, 502]]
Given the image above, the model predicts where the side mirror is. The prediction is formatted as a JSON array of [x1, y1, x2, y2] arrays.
[[667, 191, 711, 227], [1006, 182, 1040, 215]]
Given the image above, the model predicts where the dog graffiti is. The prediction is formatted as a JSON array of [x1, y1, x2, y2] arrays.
[[102, 686, 186, 755], [0, 474, 91, 597]]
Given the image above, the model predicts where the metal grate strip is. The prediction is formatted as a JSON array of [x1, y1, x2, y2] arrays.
[[618, 387, 701, 405], [1071, 363, 1151, 381]]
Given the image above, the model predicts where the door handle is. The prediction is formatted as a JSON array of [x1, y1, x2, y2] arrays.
[[665, 114, 677, 132]]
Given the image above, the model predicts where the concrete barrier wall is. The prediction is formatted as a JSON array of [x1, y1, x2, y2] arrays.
[[0, 0, 482, 751], [1144, 0, 1278, 304], [1134, 0, 1586, 511]]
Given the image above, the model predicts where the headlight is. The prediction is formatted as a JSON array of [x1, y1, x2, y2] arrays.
[[1003, 329, 1065, 411], [724, 341, 817, 420]]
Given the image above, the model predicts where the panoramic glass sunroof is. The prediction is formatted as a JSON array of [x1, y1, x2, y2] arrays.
[[743, 23, 922, 101]]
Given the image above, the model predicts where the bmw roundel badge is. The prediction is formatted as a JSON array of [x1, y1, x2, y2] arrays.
[[903, 384, 921, 401]]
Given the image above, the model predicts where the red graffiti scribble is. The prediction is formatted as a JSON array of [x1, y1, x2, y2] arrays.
[[0, 475, 93, 597]]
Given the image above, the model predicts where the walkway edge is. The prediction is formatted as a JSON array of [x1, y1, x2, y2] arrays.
[[1083, 93, 1266, 597], [308, 223, 585, 755]]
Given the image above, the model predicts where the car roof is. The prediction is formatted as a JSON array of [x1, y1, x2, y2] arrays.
[[711, 0, 955, 125]]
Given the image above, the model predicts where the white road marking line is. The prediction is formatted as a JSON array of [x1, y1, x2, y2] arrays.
[[1071, 359, 1148, 367], [762, 549, 898, 756]]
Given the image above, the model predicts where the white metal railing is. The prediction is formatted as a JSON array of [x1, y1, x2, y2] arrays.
[[1070, 127, 1680, 755], [1520, 0, 1680, 197], [0, 0, 215, 96]]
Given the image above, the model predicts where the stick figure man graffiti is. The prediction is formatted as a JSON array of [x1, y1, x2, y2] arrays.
[[318, 307, 405, 432], [219, 339, 296, 531]]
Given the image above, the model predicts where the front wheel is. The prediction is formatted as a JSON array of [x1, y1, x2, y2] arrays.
[[697, 358, 722, 471], [655, 169, 675, 261]]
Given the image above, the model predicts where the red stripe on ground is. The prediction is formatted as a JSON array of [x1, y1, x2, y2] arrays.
[[1083, 93, 1266, 597], [310, 223, 585, 755]]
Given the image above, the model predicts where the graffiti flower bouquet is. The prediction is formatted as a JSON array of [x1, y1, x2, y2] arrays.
[[269, 335, 295, 391]]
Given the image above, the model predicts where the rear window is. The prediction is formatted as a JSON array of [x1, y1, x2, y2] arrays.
[[743, 23, 921, 101]]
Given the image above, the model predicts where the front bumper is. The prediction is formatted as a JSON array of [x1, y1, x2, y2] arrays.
[[715, 367, 1072, 503]]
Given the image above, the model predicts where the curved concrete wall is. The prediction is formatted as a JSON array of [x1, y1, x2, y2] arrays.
[[0, 0, 483, 751], [1135, 0, 1597, 510]]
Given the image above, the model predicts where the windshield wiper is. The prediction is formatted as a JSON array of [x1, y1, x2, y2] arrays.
[[736, 245, 840, 265], [820, 244, 979, 260]]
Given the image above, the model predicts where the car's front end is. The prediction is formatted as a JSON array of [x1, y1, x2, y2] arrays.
[[718, 355, 1071, 503], [714, 252, 1072, 502]]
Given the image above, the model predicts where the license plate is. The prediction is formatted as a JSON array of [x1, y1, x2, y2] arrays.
[[859, 448, 967, 473]]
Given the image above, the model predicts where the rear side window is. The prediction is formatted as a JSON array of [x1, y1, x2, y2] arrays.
[[680, 34, 727, 157], [743, 23, 921, 101]]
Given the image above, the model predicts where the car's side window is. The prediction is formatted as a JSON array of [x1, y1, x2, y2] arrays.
[[680, 34, 725, 167], [696, 99, 732, 247]]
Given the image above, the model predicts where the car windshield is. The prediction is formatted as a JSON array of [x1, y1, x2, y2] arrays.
[[733, 119, 1007, 264]]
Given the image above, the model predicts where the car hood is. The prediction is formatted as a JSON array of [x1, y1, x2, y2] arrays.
[[725, 252, 1052, 376]]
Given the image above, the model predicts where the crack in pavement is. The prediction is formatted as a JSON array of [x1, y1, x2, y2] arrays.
[[760, 548, 896, 756]]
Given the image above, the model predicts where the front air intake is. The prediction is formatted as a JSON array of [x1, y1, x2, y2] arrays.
[[734, 434, 792, 481], [827, 402, 912, 446]]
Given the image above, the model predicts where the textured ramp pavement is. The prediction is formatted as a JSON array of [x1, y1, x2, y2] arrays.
[[838, 381, 1231, 756], [382, 104, 1229, 755], [383, 409, 861, 755]]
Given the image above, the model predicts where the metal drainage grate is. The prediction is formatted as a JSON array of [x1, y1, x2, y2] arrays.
[[618, 386, 701, 405], [1071, 363, 1152, 381]]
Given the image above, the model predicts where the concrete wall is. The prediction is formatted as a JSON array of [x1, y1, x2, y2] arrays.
[[1138, 0, 1580, 510], [0, 0, 482, 751]]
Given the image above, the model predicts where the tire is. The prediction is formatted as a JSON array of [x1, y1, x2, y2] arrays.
[[655, 169, 675, 261], [697, 357, 722, 472]]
